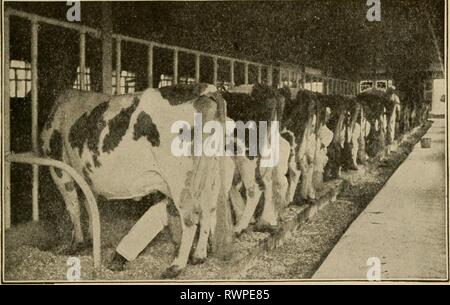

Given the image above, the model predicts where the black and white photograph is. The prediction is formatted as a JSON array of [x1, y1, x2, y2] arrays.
[[1, 0, 448, 285]]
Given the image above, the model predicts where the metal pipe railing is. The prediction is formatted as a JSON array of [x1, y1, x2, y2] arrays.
[[6, 152, 101, 271]]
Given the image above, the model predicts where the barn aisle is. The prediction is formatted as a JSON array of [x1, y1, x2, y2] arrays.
[[313, 119, 447, 280]]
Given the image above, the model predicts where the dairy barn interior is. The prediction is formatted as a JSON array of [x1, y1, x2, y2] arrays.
[[2, 0, 447, 282]]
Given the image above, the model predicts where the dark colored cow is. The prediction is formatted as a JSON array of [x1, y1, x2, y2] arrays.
[[220, 84, 289, 234]]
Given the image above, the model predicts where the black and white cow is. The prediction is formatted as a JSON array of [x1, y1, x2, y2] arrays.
[[41, 84, 234, 278], [220, 84, 290, 234]]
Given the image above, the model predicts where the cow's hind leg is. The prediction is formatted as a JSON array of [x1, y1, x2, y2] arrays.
[[191, 165, 224, 264], [191, 213, 211, 265], [233, 159, 263, 235], [49, 167, 85, 253], [162, 223, 197, 278]]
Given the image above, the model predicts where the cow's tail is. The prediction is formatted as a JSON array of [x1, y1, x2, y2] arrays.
[[281, 129, 296, 167], [40, 96, 64, 158]]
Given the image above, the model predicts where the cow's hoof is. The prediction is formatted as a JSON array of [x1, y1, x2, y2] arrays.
[[161, 265, 184, 279], [190, 256, 206, 265], [107, 252, 127, 272]]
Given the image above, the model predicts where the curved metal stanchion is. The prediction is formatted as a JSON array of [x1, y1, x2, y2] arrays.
[[5, 152, 101, 270]]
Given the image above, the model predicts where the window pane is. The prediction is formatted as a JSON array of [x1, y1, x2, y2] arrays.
[[17, 69, 25, 79], [10, 81, 16, 97]]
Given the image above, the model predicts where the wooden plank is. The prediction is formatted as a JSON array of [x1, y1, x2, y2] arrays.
[[79, 31, 86, 90], [213, 56, 218, 86], [230, 60, 235, 86], [173, 48, 178, 85], [244, 62, 249, 84], [147, 44, 154, 88], [195, 53, 200, 83], [31, 19, 39, 222], [115, 38, 121, 94], [4, 13, 11, 229], [6, 8, 100, 36], [257, 65, 262, 83], [267, 65, 273, 86], [278, 69, 282, 88], [288, 70, 292, 87]]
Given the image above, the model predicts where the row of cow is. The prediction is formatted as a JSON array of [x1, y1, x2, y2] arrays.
[[40, 83, 428, 278]]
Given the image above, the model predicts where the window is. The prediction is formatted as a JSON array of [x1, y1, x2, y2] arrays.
[[112, 70, 136, 94], [314, 81, 323, 93], [360, 81, 374, 92], [158, 74, 173, 88], [305, 74, 312, 91], [179, 76, 196, 85], [376, 81, 387, 90], [9, 60, 31, 98], [73, 66, 91, 91]]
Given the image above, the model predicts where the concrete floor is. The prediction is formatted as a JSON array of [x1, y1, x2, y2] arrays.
[[313, 119, 447, 281]]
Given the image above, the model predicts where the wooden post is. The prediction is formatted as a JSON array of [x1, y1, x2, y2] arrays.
[[287, 70, 291, 88], [115, 38, 121, 94], [230, 60, 235, 86], [257, 65, 262, 83], [278, 69, 282, 88], [244, 62, 249, 85], [101, 2, 113, 94], [147, 44, 153, 88], [4, 12, 11, 229], [213, 56, 218, 86], [267, 65, 273, 86], [31, 19, 39, 222], [195, 53, 200, 83], [173, 48, 178, 85], [79, 31, 86, 90]]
